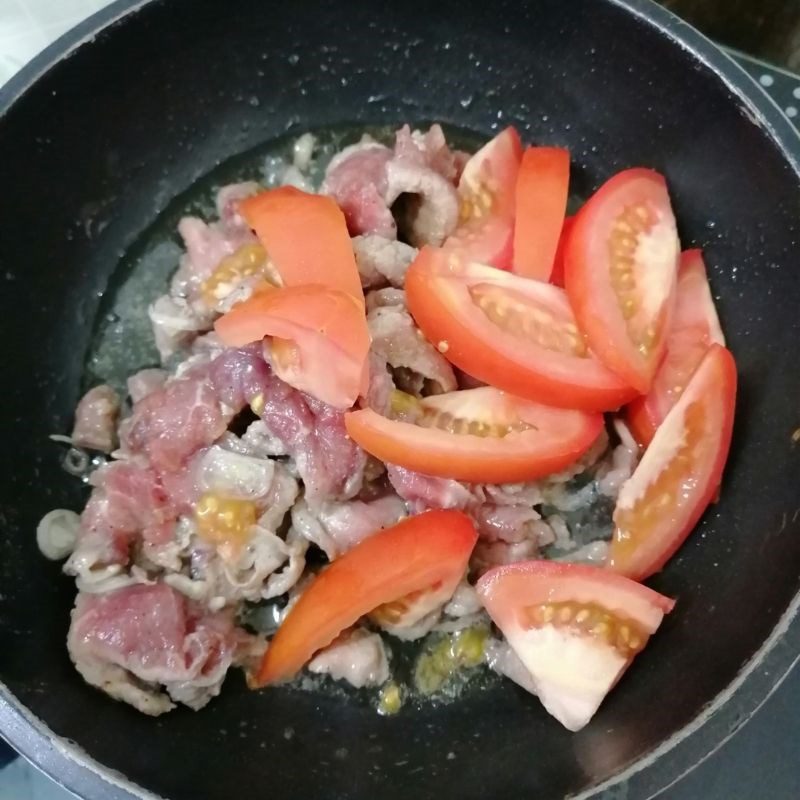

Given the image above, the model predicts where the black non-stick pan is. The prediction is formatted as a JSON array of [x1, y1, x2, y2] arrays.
[[1, 0, 800, 798]]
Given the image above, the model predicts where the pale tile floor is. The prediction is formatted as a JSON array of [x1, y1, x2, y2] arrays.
[[0, 4, 116, 800]]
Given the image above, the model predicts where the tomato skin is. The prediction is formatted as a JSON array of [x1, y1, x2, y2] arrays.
[[565, 168, 680, 394], [240, 186, 363, 301], [549, 216, 575, 288], [345, 386, 604, 483], [609, 344, 736, 580], [405, 248, 638, 412], [256, 510, 477, 685], [512, 147, 570, 281], [626, 249, 724, 445], [444, 127, 523, 269], [214, 285, 369, 408]]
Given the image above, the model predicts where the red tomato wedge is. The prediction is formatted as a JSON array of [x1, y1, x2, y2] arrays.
[[627, 249, 725, 445], [256, 510, 477, 685], [609, 344, 736, 580], [512, 147, 570, 281], [565, 168, 680, 393], [443, 127, 523, 268], [239, 187, 363, 301], [344, 386, 603, 483], [405, 248, 638, 411], [477, 560, 674, 731], [214, 285, 369, 409], [550, 216, 575, 288]]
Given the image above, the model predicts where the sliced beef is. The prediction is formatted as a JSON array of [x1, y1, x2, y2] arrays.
[[308, 628, 390, 688], [321, 140, 396, 238], [352, 234, 417, 289], [67, 583, 239, 715], [291, 493, 406, 559], [207, 345, 366, 505], [65, 461, 179, 577], [385, 160, 459, 247], [367, 303, 456, 394], [123, 377, 227, 473]]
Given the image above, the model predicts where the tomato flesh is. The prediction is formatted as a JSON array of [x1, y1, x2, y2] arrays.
[[240, 186, 363, 301], [405, 248, 637, 411], [512, 147, 570, 281], [477, 560, 674, 731], [609, 344, 736, 580], [443, 127, 523, 268], [626, 249, 725, 445], [565, 168, 680, 393], [256, 510, 477, 685], [214, 284, 369, 408], [345, 386, 603, 483]]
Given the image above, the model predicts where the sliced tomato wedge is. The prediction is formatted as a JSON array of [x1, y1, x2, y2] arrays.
[[443, 127, 523, 268], [565, 168, 680, 393], [405, 248, 637, 411], [477, 560, 674, 731], [627, 249, 725, 445], [256, 510, 477, 685], [345, 386, 603, 483], [609, 344, 736, 580], [239, 187, 363, 301], [214, 285, 369, 408], [512, 147, 570, 281], [549, 215, 575, 288]]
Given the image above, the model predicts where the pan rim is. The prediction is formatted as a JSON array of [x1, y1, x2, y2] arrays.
[[1, 0, 799, 798]]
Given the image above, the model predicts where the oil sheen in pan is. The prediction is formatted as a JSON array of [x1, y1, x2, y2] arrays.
[[82, 123, 503, 714]]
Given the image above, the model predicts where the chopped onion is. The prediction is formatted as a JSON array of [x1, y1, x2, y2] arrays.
[[197, 446, 275, 501], [292, 132, 317, 172], [63, 447, 90, 476], [37, 509, 80, 561]]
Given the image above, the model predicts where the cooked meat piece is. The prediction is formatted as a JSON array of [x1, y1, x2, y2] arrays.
[[368, 303, 457, 394], [127, 369, 168, 404], [308, 628, 390, 688], [65, 461, 179, 576], [387, 464, 473, 510], [71, 385, 120, 453], [123, 378, 227, 473], [215, 181, 260, 225], [385, 159, 459, 247], [321, 140, 396, 238], [365, 287, 406, 312], [67, 583, 239, 715], [291, 493, 406, 559], [393, 123, 466, 183], [148, 295, 212, 360], [170, 216, 256, 300], [352, 234, 417, 289]]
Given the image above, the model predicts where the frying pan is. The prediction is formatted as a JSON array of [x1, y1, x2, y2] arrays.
[[1, 0, 800, 798]]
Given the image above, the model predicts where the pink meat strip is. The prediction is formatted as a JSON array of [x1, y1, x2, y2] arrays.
[[72, 461, 179, 568], [321, 125, 464, 245], [68, 583, 237, 712], [123, 378, 227, 474], [322, 142, 396, 238], [386, 465, 543, 544]]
